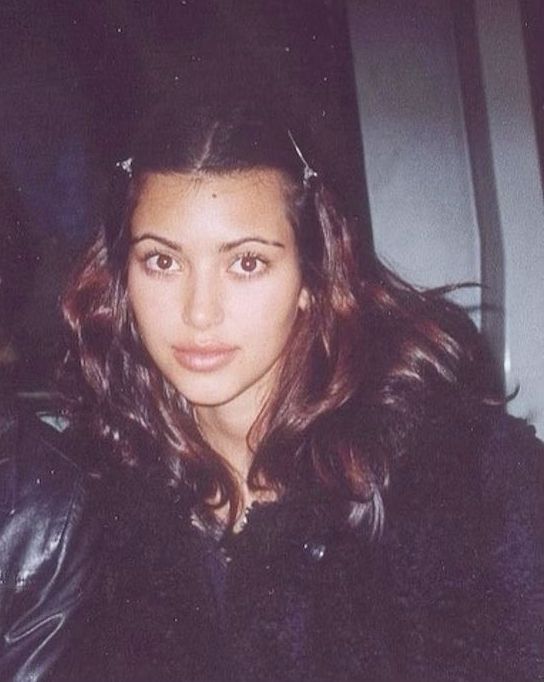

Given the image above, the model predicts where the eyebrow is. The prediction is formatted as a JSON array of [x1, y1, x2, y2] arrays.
[[218, 236, 285, 252], [130, 233, 285, 252], [131, 234, 182, 251]]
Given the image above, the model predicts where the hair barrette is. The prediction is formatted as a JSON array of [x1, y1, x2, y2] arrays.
[[115, 156, 134, 178], [287, 130, 318, 187]]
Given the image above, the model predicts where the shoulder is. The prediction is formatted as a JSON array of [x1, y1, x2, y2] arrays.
[[382, 406, 544, 580], [446, 408, 544, 526], [466, 408, 544, 549], [476, 409, 544, 495], [389, 406, 543, 498], [0, 405, 89, 511], [0, 404, 102, 587], [474, 409, 544, 570]]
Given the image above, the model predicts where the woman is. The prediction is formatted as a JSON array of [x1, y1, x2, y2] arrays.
[[2, 96, 543, 681]]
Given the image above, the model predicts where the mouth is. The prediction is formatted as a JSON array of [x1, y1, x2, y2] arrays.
[[172, 344, 238, 372]]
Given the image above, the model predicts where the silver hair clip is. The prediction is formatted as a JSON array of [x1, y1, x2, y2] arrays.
[[115, 156, 134, 178], [287, 130, 318, 187]]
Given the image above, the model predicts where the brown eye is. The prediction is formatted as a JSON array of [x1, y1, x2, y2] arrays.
[[240, 255, 258, 272], [144, 252, 181, 274], [229, 252, 268, 277], [157, 254, 173, 270]]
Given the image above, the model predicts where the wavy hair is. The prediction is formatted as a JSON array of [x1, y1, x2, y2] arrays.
[[62, 95, 492, 528]]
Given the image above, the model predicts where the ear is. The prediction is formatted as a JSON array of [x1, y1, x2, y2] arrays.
[[297, 286, 311, 311]]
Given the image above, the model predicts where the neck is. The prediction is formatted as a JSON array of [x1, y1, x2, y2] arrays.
[[195, 401, 274, 525], [192, 367, 280, 519], [195, 401, 258, 480]]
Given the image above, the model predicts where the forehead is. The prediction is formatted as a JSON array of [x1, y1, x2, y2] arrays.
[[131, 169, 295, 243]]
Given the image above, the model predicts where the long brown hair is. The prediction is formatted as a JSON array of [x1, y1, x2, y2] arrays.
[[62, 95, 492, 528]]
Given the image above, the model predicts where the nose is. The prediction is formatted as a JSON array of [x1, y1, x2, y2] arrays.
[[182, 269, 224, 330]]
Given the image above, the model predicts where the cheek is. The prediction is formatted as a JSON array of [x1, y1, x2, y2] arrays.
[[127, 270, 173, 337], [228, 280, 301, 347], [127, 275, 150, 328], [127, 265, 145, 307]]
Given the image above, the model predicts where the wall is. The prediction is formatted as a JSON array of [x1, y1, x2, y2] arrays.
[[347, 0, 544, 436]]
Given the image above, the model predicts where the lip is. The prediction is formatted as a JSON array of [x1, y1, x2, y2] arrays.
[[172, 344, 238, 372]]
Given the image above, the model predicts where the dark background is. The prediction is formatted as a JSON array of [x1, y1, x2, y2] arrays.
[[0, 0, 368, 395]]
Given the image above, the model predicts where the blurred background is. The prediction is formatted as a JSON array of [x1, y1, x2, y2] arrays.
[[0, 0, 543, 435]]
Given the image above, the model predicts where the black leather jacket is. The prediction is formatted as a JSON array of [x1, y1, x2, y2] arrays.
[[0, 408, 102, 682]]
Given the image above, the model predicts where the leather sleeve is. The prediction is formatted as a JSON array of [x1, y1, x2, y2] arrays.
[[0, 422, 104, 682]]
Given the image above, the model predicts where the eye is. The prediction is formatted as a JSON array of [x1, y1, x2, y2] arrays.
[[144, 252, 182, 273], [229, 252, 269, 277]]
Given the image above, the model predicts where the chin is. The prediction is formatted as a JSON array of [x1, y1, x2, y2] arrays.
[[169, 377, 239, 408]]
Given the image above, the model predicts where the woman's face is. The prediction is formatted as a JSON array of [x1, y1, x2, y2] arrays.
[[127, 169, 307, 415]]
